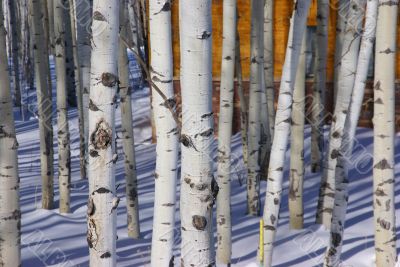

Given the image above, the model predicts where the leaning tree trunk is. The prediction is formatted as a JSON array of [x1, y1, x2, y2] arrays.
[[315, 0, 365, 228], [0, 2, 21, 264], [247, 0, 264, 216], [8, 0, 21, 107], [149, 0, 179, 264], [372, 0, 398, 265], [310, 0, 329, 173], [86, 1, 119, 265], [179, 0, 215, 265], [69, 0, 86, 179], [262, 1, 311, 266], [30, 0, 54, 210], [289, 33, 306, 230], [324, 1, 378, 265], [216, 0, 237, 264], [119, 0, 140, 239], [54, 0, 71, 214]]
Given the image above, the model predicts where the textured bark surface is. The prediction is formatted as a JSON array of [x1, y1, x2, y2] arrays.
[[316, 0, 365, 228], [262, 1, 311, 266], [118, 0, 140, 240], [310, 0, 329, 173], [0, 2, 21, 264], [289, 34, 306, 230], [86, 1, 119, 265], [30, 0, 54, 210], [372, 0, 398, 265], [216, 0, 237, 264], [149, 0, 179, 265], [247, 0, 264, 216], [179, 0, 215, 266], [324, 1, 378, 265], [8, 0, 21, 107], [54, 0, 71, 214]]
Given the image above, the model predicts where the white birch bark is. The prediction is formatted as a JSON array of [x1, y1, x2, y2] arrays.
[[46, 0, 54, 53], [310, 0, 329, 173], [262, 1, 312, 266], [289, 33, 306, 230], [216, 0, 237, 264], [149, 0, 179, 264], [0, 2, 21, 264], [54, 0, 71, 214], [315, 0, 365, 227], [30, 0, 54, 210], [372, 0, 398, 265], [179, 0, 215, 265], [324, 1, 378, 265], [119, 0, 140, 239], [86, 1, 119, 265], [247, 0, 264, 216]]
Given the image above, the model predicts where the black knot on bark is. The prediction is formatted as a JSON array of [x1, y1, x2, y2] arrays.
[[91, 119, 112, 150]]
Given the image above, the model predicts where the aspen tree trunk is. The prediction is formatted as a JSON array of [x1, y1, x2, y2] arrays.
[[216, 0, 237, 264], [0, 2, 21, 264], [41, 0, 53, 98], [264, 0, 275, 139], [262, 1, 312, 266], [64, 0, 77, 107], [149, 0, 179, 264], [119, 0, 140, 239], [127, 0, 139, 50], [69, 0, 86, 179], [372, 0, 398, 265], [86, 1, 119, 265], [324, 1, 378, 265], [46, 0, 54, 53], [235, 31, 248, 168], [179, 0, 215, 265], [30, 0, 54, 210], [289, 33, 306, 230], [8, 0, 21, 107], [247, 0, 264, 216], [54, 0, 71, 214], [315, 0, 365, 227], [310, 0, 329, 173]]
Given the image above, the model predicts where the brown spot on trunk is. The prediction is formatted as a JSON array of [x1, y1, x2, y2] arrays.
[[192, 215, 207, 230]]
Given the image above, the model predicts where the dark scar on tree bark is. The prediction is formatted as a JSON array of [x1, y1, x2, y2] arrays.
[[93, 11, 106, 21], [192, 215, 207, 230], [101, 72, 118, 87], [91, 119, 112, 150]]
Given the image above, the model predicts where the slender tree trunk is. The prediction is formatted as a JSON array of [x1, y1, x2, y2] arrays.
[[216, 0, 237, 264], [8, 0, 21, 107], [41, 0, 53, 98], [46, 0, 54, 54], [119, 0, 140, 239], [247, 0, 264, 216], [372, 0, 398, 265], [235, 31, 248, 168], [262, 1, 312, 266], [86, 0, 119, 265], [127, 0, 139, 50], [148, 0, 179, 264], [289, 33, 306, 230], [315, 0, 365, 227], [310, 0, 329, 173], [179, 0, 215, 265], [54, 0, 72, 214], [64, 0, 77, 107], [30, 0, 54, 210], [69, 0, 86, 179], [0, 2, 21, 264], [324, 1, 378, 265]]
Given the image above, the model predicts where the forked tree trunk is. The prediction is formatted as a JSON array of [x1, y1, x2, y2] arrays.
[[289, 33, 306, 230], [372, 0, 398, 265], [54, 0, 71, 214], [149, 0, 179, 264], [262, 1, 311, 266], [119, 0, 140, 239], [69, 0, 86, 179], [216, 0, 237, 264], [247, 0, 264, 216], [324, 1, 378, 265], [0, 2, 21, 264], [86, 1, 119, 265], [30, 0, 54, 210], [310, 0, 329, 173], [8, 0, 21, 107], [179, 0, 215, 265], [315, 0, 365, 227]]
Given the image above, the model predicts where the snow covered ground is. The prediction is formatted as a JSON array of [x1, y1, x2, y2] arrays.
[[16, 59, 400, 266]]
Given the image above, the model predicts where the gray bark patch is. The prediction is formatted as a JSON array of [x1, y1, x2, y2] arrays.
[[93, 11, 106, 21]]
